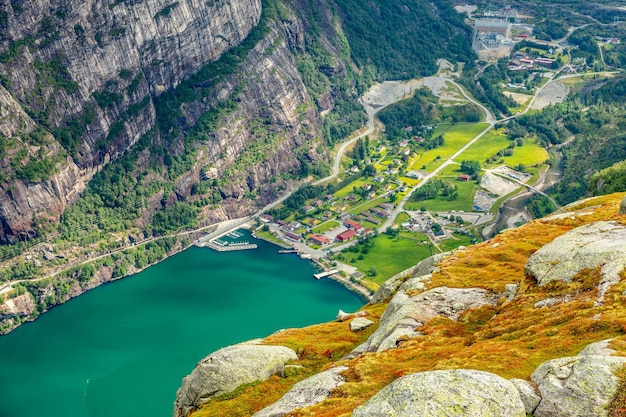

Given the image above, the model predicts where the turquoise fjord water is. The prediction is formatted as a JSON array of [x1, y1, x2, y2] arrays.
[[0, 233, 363, 417]]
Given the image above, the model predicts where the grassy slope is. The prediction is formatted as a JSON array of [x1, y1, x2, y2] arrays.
[[191, 192, 626, 416], [411, 123, 489, 171], [341, 233, 433, 285]]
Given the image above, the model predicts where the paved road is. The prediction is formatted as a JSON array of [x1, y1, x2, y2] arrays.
[[380, 80, 497, 232]]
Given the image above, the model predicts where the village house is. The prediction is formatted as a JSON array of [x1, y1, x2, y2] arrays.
[[458, 174, 471, 182], [308, 234, 330, 246], [288, 221, 302, 230], [344, 219, 365, 233], [336, 229, 357, 242], [284, 231, 302, 242], [303, 204, 316, 213], [370, 207, 389, 217], [259, 214, 274, 223]]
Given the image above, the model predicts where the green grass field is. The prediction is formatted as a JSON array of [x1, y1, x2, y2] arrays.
[[312, 220, 339, 234], [404, 180, 477, 212], [334, 177, 367, 198], [454, 130, 510, 165], [411, 123, 489, 172], [503, 140, 549, 167], [437, 232, 476, 252], [394, 212, 410, 225], [338, 233, 433, 284]]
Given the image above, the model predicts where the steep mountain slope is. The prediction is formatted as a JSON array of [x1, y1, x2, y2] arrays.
[[175, 192, 626, 416], [0, 0, 262, 241]]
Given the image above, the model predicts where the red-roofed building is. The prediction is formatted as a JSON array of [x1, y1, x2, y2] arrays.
[[336, 229, 357, 242], [309, 234, 330, 246], [344, 219, 365, 232], [458, 174, 471, 182]]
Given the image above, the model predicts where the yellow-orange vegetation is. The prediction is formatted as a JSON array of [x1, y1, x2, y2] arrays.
[[191, 192, 626, 417], [191, 303, 387, 417]]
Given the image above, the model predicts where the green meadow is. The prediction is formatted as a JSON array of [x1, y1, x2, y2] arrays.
[[411, 123, 489, 171]]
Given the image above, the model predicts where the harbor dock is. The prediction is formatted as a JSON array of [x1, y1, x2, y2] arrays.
[[313, 269, 339, 280], [278, 249, 299, 254]]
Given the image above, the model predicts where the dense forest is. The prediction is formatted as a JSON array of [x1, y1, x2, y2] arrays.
[[336, 0, 475, 81]]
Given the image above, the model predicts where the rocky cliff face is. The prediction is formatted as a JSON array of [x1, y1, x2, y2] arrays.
[[0, 0, 262, 240]]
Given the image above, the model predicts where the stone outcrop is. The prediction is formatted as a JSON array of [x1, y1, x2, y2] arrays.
[[355, 285, 500, 353], [350, 317, 374, 332], [524, 221, 626, 303], [531, 339, 626, 417], [337, 309, 367, 321], [252, 366, 348, 417], [620, 195, 626, 214], [509, 378, 540, 415], [173, 342, 297, 417], [0, 293, 35, 321], [352, 369, 526, 417]]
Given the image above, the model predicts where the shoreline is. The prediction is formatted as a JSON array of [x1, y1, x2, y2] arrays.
[[0, 221, 372, 334], [250, 231, 373, 303]]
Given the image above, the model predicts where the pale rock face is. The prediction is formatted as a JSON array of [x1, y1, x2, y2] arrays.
[[350, 317, 374, 332], [509, 378, 540, 415], [173, 342, 297, 417], [524, 221, 626, 303], [0, 86, 88, 242], [356, 286, 500, 353], [619, 195, 626, 214], [352, 369, 526, 417], [531, 340, 626, 417], [0, 293, 35, 320], [252, 366, 348, 417]]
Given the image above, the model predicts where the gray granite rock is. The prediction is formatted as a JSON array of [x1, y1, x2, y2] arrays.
[[352, 369, 526, 417], [173, 341, 297, 417], [509, 378, 540, 415], [350, 317, 374, 332], [356, 286, 499, 353], [524, 221, 626, 303], [531, 345, 626, 417], [253, 366, 348, 417]]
